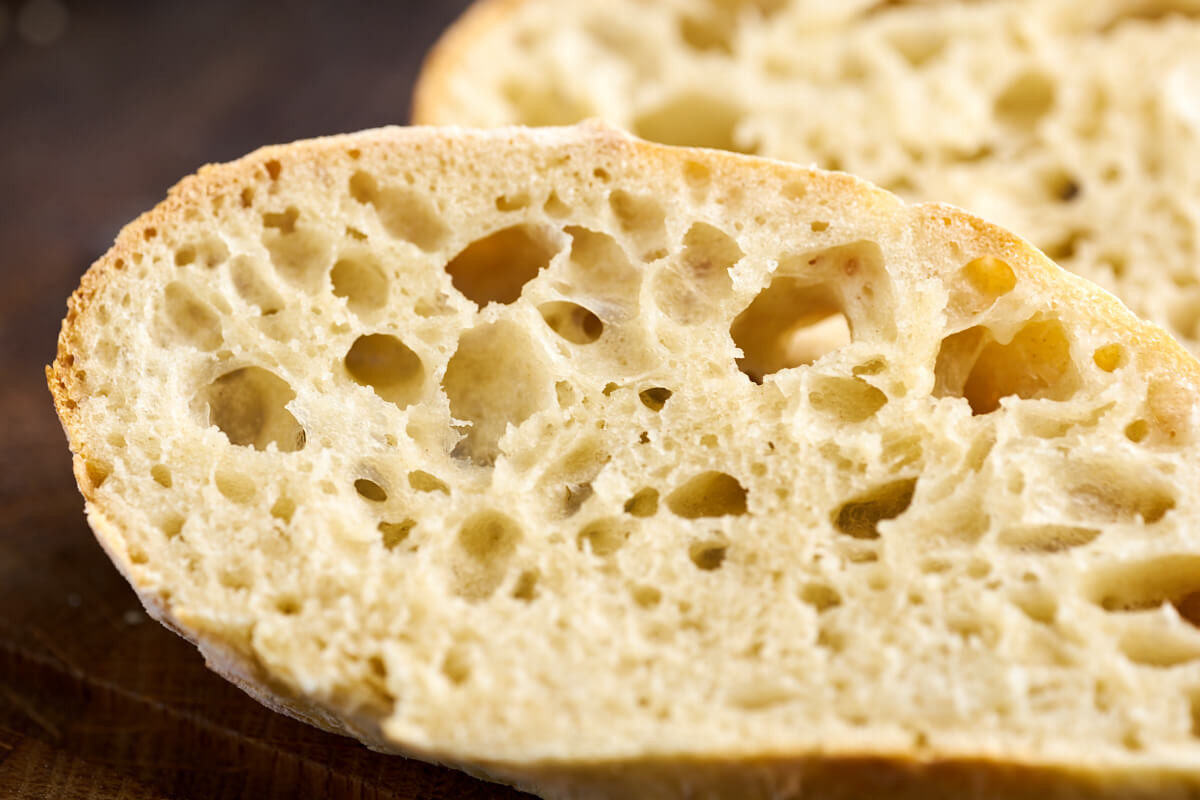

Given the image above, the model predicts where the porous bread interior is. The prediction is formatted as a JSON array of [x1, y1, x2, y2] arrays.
[[414, 0, 1200, 355], [49, 125, 1200, 779]]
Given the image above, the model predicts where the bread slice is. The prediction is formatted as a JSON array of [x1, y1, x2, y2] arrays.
[[413, 0, 1200, 358], [47, 123, 1200, 798]]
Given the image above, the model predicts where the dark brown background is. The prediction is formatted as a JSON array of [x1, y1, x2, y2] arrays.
[[0, 1, 534, 796]]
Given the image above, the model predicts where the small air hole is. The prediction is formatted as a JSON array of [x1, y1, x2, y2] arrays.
[[666, 472, 748, 518], [355, 478, 388, 502], [1125, 419, 1149, 442], [577, 518, 630, 557], [270, 495, 296, 522], [689, 539, 728, 571], [810, 221, 830, 232], [379, 520, 415, 549], [639, 387, 672, 411], [151, 464, 172, 488], [1093, 344, 1125, 372], [144, 227, 157, 240], [540, 301, 603, 344], [624, 488, 659, 517], [512, 570, 539, 601], [240, 187, 254, 208], [632, 585, 662, 608], [833, 478, 917, 539], [264, 159, 282, 181], [409, 470, 449, 494], [174, 246, 195, 266], [801, 582, 842, 611], [262, 206, 299, 234], [275, 596, 300, 615]]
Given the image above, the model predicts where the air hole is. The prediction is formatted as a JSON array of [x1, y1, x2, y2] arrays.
[[264, 159, 281, 181], [689, 539, 729, 570], [1093, 344, 1125, 373], [262, 206, 298, 233], [540, 301, 604, 344], [577, 518, 631, 557], [228, 256, 284, 314], [270, 495, 296, 522], [678, 11, 733, 53], [1043, 231, 1084, 262], [654, 222, 742, 325], [216, 470, 256, 504], [446, 224, 558, 307], [348, 171, 447, 251], [443, 321, 553, 465], [732, 279, 849, 382], [994, 70, 1056, 129], [609, 190, 667, 257], [1087, 556, 1200, 616], [495, 193, 529, 211], [175, 246, 195, 266], [933, 320, 1078, 415], [331, 253, 388, 313], [632, 585, 662, 608], [151, 464, 172, 488], [161, 282, 223, 350], [563, 226, 642, 317], [832, 478, 917, 539], [638, 388, 672, 412], [501, 80, 592, 126], [204, 367, 305, 452], [1041, 167, 1080, 202], [441, 644, 472, 685], [808, 375, 887, 423], [409, 470, 449, 494], [886, 28, 946, 67], [275, 597, 300, 615], [801, 582, 842, 611], [240, 187, 254, 208], [84, 459, 110, 491], [144, 227, 157, 240], [951, 257, 1016, 317], [452, 511, 522, 601], [624, 488, 660, 518], [355, 478, 387, 502], [811, 221, 830, 232], [1011, 586, 1058, 624], [997, 525, 1101, 552], [379, 519, 415, 550], [344, 334, 424, 409], [1069, 469, 1176, 524], [512, 570, 539, 601], [633, 93, 751, 153], [666, 472, 748, 518], [1125, 419, 1150, 443], [262, 211, 332, 287]]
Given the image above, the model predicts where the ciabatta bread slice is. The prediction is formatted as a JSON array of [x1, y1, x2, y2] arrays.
[[48, 123, 1200, 798], [414, 0, 1200, 357]]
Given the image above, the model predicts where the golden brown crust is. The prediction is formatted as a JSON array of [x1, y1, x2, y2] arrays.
[[411, 0, 529, 125], [45, 123, 1200, 799]]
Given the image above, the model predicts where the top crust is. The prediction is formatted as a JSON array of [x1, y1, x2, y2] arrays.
[[46, 123, 1200, 799]]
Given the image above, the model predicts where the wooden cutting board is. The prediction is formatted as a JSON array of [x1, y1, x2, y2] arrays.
[[0, 2, 530, 797]]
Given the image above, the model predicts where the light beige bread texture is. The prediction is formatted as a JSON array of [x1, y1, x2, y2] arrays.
[[415, 0, 1200, 355], [47, 123, 1200, 798]]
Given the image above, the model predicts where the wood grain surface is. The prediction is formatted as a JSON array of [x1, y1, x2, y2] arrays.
[[0, 1, 532, 796]]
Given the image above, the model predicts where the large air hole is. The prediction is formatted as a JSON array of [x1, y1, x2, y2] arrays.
[[996, 525, 1101, 552], [608, 190, 667, 258], [262, 207, 333, 287], [832, 478, 917, 539], [808, 375, 887, 423], [442, 321, 553, 465], [654, 222, 742, 325], [344, 334, 424, 409], [577, 517, 631, 557], [161, 282, 223, 350], [331, 252, 388, 313], [731, 279, 849, 382], [451, 511, 522, 601], [666, 471, 748, 519], [349, 171, 447, 252], [540, 301, 604, 344], [563, 226, 641, 317], [1068, 465, 1176, 524], [445, 224, 558, 307], [994, 70, 1056, 130], [949, 257, 1017, 318], [633, 93, 752, 153], [501, 80, 593, 126], [933, 319, 1078, 415], [1087, 556, 1200, 628], [228, 255, 284, 314], [204, 367, 305, 452]]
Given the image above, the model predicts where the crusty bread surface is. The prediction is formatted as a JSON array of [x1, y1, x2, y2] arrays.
[[414, 0, 1200, 356], [47, 123, 1200, 799]]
